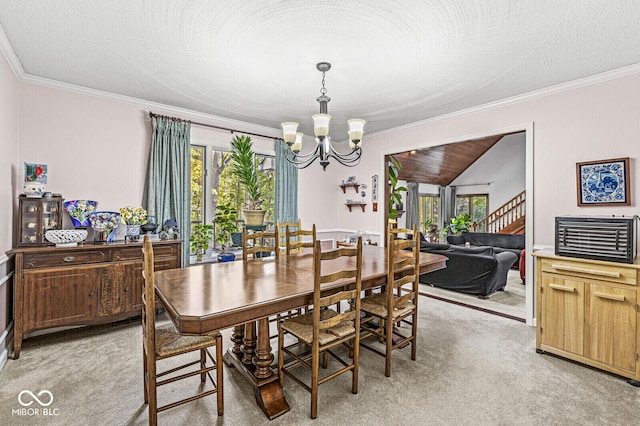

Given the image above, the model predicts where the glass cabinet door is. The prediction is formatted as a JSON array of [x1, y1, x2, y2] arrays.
[[18, 195, 63, 246], [20, 198, 40, 245]]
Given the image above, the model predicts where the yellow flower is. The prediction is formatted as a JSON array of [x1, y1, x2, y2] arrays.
[[119, 206, 147, 225]]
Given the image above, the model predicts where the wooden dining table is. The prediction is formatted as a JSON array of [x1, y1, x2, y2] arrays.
[[154, 245, 446, 419]]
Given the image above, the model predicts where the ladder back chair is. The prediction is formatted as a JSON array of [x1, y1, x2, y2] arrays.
[[286, 223, 317, 255], [242, 226, 279, 261], [276, 219, 300, 254], [277, 238, 363, 419], [141, 236, 223, 425], [360, 225, 420, 377]]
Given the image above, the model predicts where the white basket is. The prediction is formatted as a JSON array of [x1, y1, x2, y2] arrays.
[[45, 229, 88, 247]]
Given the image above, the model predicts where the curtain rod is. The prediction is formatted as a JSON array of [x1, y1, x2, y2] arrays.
[[149, 111, 281, 141]]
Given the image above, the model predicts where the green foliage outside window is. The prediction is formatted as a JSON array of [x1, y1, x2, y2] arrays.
[[190, 142, 275, 255]]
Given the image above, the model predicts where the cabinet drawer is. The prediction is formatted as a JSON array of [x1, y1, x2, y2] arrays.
[[23, 250, 108, 269], [112, 244, 178, 261], [541, 258, 636, 285]]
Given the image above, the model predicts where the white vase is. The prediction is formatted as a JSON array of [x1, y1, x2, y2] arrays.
[[24, 182, 45, 198]]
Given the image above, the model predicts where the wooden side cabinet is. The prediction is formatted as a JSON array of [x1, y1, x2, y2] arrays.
[[11, 239, 182, 359], [533, 252, 640, 384]]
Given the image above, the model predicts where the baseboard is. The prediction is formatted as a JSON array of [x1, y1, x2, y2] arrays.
[[0, 322, 13, 371]]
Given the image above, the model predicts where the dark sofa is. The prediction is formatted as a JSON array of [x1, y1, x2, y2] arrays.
[[418, 240, 518, 298], [447, 232, 524, 262]]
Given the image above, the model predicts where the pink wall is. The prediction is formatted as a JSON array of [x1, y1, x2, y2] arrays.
[[11, 63, 640, 251], [298, 70, 640, 248], [0, 50, 20, 360], [19, 85, 152, 215], [0, 52, 20, 253]]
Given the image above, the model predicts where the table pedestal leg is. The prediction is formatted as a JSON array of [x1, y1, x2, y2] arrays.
[[223, 317, 290, 419], [242, 322, 256, 365]]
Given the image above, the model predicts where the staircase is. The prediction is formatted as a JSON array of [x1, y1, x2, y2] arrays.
[[475, 190, 525, 234]]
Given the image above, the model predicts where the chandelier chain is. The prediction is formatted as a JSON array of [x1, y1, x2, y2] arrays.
[[320, 71, 327, 96]]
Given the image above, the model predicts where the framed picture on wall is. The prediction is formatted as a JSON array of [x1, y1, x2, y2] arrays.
[[576, 157, 630, 206]]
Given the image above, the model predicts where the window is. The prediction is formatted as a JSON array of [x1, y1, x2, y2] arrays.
[[418, 194, 439, 232], [190, 144, 275, 251], [455, 194, 488, 231]]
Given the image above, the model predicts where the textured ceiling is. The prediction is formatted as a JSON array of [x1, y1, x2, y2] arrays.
[[1, 1, 640, 140]]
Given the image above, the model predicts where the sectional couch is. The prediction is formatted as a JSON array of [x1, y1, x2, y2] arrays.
[[446, 232, 524, 266], [418, 238, 518, 298]]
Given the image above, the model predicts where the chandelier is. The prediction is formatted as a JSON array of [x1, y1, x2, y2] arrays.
[[281, 62, 366, 170]]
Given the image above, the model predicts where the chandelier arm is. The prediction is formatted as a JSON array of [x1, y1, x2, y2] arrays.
[[284, 148, 322, 169], [327, 149, 362, 167], [287, 144, 322, 160], [327, 143, 359, 158]]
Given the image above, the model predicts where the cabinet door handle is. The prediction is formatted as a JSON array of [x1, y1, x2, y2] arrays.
[[550, 264, 621, 278], [124, 286, 130, 292], [549, 283, 575, 292], [594, 292, 625, 302], [89, 291, 95, 296], [63, 256, 76, 262]]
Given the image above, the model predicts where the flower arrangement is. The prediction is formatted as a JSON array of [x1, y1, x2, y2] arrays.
[[119, 206, 148, 225], [89, 212, 121, 233], [63, 200, 98, 227]]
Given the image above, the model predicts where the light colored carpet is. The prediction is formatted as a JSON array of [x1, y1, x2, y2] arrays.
[[420, 269, 526, 319], [1, 295, 638, 425]]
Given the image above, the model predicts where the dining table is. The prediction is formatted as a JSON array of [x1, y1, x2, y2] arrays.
[[154, 245, 447, 419]]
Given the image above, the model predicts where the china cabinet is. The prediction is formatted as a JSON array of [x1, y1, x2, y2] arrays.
[[17, 195, 63, 246]]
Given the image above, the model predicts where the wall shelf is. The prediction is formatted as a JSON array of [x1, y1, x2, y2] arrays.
[[345, 203, 366, 212], [339, 183, 359, 193]]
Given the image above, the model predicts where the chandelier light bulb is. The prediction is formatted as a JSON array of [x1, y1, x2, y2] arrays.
[[347, 118, 366, 144], [281, 122, 299, 145], [312, 114, 331, 137], [291, 132, 303, 154]]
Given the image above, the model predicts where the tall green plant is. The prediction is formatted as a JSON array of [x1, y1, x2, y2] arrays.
[[190, 223, 213, 261], [213, 202, 238, 250], [230, 135, 263, 210], [388, 155, 407, 220]]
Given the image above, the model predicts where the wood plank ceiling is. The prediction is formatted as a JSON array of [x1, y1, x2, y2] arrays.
[[393, 134, 507, 186]]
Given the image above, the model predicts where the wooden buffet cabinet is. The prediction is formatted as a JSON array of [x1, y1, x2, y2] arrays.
[[12, 239, 182, 359], [533, 252, 640, 384]]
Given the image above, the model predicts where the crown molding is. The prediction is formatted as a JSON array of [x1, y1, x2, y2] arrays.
[[20, 73, 282, 138], [0, 22, 25, 77], [370, 63, 640, 138], [0, 25, 281, 139]]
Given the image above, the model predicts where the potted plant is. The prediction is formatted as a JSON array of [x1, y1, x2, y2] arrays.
[[230, 135, 266, 226], [443, 213, 472, 236], [213, 202, 238, 262], [422, 218, 440, 242], [190, 223, 214, 262], [388, 155, 407, 221]]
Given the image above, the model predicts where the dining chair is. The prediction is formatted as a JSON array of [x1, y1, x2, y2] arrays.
[[242, 226, 279, 260], [276, 219, 300, 254], [360, 224, 420, 377], [141, 235, 223, 425], [277, 237, 363, 419], [286, 223, 317, 255]]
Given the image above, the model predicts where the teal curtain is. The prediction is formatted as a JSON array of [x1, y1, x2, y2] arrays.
[[142, 116, 191, 266], [274, 139, 298, 223], [406, 182, 419, 231]]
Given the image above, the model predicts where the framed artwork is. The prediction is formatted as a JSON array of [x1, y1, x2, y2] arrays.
[[576, 157, 630, 206], [372, 175, 378, 212], [24, 162, 48, 184]]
